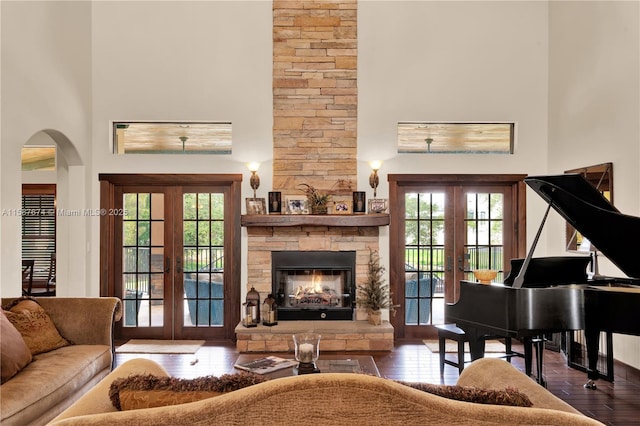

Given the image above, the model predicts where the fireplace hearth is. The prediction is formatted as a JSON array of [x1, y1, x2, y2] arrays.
[[272, 251, 356, 320]]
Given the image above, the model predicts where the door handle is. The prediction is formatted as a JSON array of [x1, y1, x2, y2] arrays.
[[457, 253, 470, 272], [176, 256, 182, 274], [165, 257, 171, 273]]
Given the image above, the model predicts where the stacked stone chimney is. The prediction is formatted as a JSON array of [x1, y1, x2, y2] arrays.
[[272, 0, 357, 196], [244, 0, 380, 317]]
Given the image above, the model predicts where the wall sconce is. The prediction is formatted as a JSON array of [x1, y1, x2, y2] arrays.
[[369, 161, 382, 197], [248, 162, 260, 198]]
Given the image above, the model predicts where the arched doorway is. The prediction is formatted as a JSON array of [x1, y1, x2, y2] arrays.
[[21, 129, 85, 297]]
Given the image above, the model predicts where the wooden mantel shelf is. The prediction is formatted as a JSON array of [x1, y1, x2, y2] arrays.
[[241, 213, 390, 227]]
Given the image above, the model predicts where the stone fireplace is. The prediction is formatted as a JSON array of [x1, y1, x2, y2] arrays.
[[237, 216, 393, 353]]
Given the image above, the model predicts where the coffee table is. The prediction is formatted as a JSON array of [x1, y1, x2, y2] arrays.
[[234, 354, 380, 379]]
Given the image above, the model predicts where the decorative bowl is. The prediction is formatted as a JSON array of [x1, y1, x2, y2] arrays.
[[472, 269, 497, 284]]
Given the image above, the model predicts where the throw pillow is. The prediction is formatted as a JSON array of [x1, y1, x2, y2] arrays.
[[3, 298, 71, 355], [0, 310, 33, 383], [109, 372, 269, 411], [397, 381, 533, 407]]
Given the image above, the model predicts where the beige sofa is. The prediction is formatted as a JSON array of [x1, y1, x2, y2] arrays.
[[1, 297, 122, 426], [49, 357, 603, 425]]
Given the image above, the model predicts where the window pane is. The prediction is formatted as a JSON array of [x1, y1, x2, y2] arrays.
[[403, 192, 445, 327], [114, 122, 232, 154], [398, 122, 514, 154], [21, 147, 56, 171], [464, 192, 505, 282]]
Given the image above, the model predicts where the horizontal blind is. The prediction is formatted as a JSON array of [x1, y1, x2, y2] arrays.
[[22, 194, 55, 280]]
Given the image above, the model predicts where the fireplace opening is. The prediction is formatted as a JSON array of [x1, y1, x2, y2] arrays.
[[272, 251, 355, 320]]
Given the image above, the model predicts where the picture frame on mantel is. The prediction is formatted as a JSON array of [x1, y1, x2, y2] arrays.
[[332, 196, 352, 215], [368, 198, 388, 214], [285, 196, 309, 215], [246, 198, 266, 215]]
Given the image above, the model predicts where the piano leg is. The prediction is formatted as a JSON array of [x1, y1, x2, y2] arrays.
[[523, 337, 533, 377], [532, 335, 547, 388], [584, 327, 601, 390]]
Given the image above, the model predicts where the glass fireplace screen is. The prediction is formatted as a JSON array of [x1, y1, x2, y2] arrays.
[[272, 251, 355, 320]]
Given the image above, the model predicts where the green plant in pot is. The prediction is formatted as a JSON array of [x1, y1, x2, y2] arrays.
[[357, 248, 397, 325], [299, 183, 331, 215]]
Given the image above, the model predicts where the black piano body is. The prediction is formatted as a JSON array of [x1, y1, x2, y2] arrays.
[[447, 256, 590, 383], [446, 174, 640, 388]]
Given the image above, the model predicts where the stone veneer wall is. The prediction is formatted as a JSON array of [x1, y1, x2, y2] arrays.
[[245, 225, 379, 302], [272, 0, 358, 195], [245, 0, 368, 300]]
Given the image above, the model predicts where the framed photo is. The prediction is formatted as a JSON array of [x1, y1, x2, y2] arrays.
[[332, 196, 352, 215], [246, 198, 266, 215], [368, 198, 388, 214], [285, 196, 309, 214]]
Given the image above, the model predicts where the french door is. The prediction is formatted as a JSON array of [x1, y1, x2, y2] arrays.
[[100, 174, 242, 341], [389, 175, 526, 339]]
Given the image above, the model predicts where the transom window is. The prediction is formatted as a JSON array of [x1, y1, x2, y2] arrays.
[[397, 122, 515, 154], [113, 122, 232, 154]]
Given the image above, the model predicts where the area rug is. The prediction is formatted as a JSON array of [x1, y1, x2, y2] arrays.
[[116, 339, 205, 354], [423, 339, 505, 353]]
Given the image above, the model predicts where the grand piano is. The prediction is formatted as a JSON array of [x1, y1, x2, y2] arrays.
[[446, 173, 640, 389]]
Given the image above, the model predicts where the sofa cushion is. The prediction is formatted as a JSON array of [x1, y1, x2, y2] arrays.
[[109, 372, 268, 411], [0, 344, 112, 425], [3, 298, 71, 355], [0, 310, 33, 383], [397, 381, 533, 407]]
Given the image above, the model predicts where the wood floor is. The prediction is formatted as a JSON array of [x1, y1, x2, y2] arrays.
[[115, 339, 640, 426]]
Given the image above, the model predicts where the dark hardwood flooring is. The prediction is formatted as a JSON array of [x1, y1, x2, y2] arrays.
[[115, 340, 640, 425]]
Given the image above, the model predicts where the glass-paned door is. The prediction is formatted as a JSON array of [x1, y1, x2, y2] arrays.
[[180, 191, 225, 333], [461, 192, 505, 281], [115, 185, 230, 340], [404, 192, 447, 326], [121, 191, 167, 330], [389, 175, 525, 339]]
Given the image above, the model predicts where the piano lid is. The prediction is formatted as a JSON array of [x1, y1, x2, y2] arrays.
[[525, 174, 640, 279]]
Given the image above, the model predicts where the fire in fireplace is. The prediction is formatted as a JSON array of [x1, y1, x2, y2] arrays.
[[272, 251, 356, 320]]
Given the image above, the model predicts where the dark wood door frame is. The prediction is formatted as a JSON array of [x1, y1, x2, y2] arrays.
[[388, 174, 527, 340], [99, 174, 242, 341]]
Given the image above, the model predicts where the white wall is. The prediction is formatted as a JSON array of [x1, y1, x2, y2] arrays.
[[89, 1, 273, 297], [358, 0, 551, 287], [1, 0, 92, 296], [548, 0, 640, 370], [0, 1, 273, 297]]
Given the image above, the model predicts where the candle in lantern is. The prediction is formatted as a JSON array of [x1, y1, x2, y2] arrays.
[[298, 342, 314, 363]]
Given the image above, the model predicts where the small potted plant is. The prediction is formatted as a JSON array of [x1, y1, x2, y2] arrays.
[[357, 248, 397, 325], [299, 183, 331, 215]]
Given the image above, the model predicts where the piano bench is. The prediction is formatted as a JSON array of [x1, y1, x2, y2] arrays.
[[435, 324, 469, 375], [435, 324, 518, 376]]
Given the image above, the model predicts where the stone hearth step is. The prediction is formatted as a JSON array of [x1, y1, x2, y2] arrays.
[[235, 320, 394, 353]]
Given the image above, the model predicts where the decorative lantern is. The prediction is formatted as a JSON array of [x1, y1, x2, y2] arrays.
[[242, 301, 257, 328], [245, 286, 260, 324], [262, 293, 278, 326]]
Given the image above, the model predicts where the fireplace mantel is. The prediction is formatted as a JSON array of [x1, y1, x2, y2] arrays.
[[241, 213, 389, 228]]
